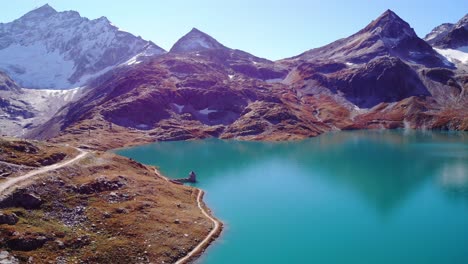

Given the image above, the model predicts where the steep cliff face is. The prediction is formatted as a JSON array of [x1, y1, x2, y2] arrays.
[[0, 4, 165, 89]]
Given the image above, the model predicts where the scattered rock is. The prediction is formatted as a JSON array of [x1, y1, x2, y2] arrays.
[[0, 212, 19, 225], [66, 235, 90, 249], [0, 250, 19, 264], [77, 176, 127, 194]]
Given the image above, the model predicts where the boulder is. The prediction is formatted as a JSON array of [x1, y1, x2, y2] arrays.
[[0, 191, 42, 210], [0, 212, 19, 225], [6, 236, 48, 251]]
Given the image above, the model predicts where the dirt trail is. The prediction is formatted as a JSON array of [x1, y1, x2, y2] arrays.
[[0, 148, 88, 196], [175, 189, 221, 264]]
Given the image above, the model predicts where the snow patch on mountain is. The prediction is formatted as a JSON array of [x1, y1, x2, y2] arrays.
[[435, 46, 468, 64], [0, 43, 75, 88], [199, 108, 218, 115], [0, 4, 165, 89], [0, 86, 84, 136]]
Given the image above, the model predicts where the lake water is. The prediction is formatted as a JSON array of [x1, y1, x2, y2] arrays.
[[116, 130, 468, 264]]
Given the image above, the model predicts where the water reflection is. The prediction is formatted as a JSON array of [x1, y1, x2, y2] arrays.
[[117, 130, 468, 215]]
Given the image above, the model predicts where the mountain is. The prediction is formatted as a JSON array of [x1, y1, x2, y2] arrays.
[[425, 14, 468, 66], [281, 9, 461, 108], [24, 10, 468, 148], [294, 10, 445, 67], [27, 29, 316, 147], [0, 4, 165, 89], [425, 14, 468, 49], [425, 23, 455, 45], [170, 28, 226, 53]]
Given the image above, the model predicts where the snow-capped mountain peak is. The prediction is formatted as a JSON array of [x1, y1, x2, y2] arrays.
[[170, 28, 226, 53], [0, 5, 166, 89]]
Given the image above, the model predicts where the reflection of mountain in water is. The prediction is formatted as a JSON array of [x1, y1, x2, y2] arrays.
[[116, 130, 468, 214]]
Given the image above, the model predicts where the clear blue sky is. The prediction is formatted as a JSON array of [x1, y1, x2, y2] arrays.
[[2, 0, 467, 60]]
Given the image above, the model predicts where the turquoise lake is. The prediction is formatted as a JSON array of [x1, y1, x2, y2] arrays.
[[116, 130, 468, 264]]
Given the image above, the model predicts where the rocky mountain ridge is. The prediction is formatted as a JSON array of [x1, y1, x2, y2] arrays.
[[0, 4, 165, 89], [0, 6, 464, 146], [27, 10, 467, 149]]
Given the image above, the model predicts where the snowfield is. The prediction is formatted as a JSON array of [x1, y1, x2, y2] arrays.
[[0, 87, 83, 136], [435, 46, 468, 64]]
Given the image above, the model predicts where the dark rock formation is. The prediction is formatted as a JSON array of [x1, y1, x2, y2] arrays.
[[76, 176, 127, 194], [6, 235, 48, 251], [0, 191, 42, 209], [0, 212, 19, 225]]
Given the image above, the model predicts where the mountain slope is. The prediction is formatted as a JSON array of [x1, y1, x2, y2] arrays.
[[0, 4, 165, 89]]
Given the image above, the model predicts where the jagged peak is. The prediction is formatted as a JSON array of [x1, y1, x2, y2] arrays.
[[22, 3, 57, 18], [362, 9, 416, 39], [188, 27, 204, 34], [170, 27, 226, 53]]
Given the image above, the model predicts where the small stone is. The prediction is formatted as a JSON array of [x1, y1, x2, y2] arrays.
[[55, 239, 65, 249], [103, 212, 111, 218], [115, 208, 128, 214], [174, 219, 180, 224]]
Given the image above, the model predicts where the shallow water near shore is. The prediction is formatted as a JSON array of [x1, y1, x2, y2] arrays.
[[116, 130, 468, 264]]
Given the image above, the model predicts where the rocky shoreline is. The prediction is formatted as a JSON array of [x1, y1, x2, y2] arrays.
[[0, 138, 219, 263]]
